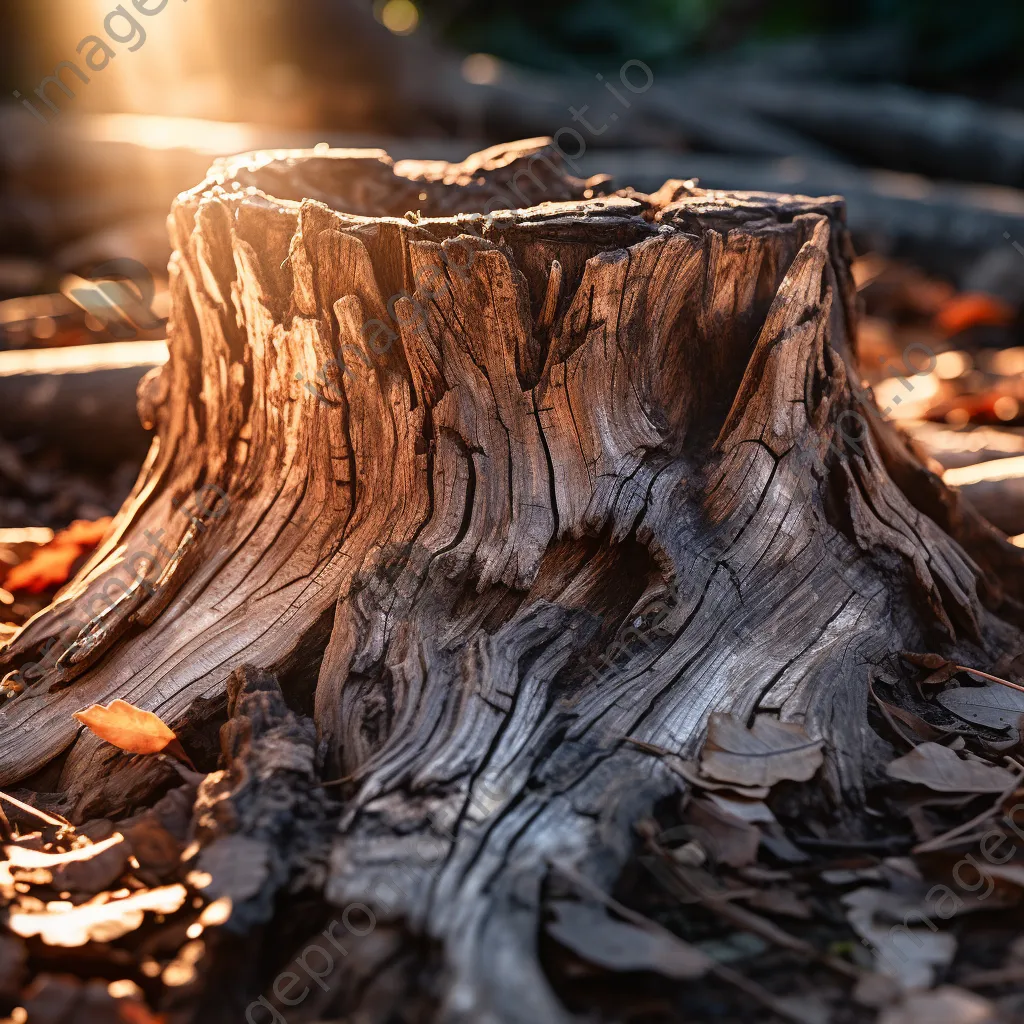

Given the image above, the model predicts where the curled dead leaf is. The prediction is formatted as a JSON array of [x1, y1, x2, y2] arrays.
[[73, 699, 178, 756]]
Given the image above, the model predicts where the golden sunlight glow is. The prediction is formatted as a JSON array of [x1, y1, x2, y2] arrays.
[[379, 0, 420, 36], [83, 0, 227, 118], [944, 454, 1024, 489], [874, 372, 941, 420], [84, 113, 263, 154]]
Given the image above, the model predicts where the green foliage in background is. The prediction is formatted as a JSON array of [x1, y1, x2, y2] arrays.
[[419, 0, 1024, 91]]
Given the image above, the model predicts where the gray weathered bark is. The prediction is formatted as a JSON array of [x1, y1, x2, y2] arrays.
[[2, 139, 1023, 1022]]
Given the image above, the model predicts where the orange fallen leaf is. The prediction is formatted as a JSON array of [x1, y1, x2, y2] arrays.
[[935, 293, 1014, 336], [73, 699, 177, 756], [5, 517, 112, 594]]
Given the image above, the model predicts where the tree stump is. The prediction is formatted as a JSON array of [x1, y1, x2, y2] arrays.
[[2, 139, 1023, 1022]]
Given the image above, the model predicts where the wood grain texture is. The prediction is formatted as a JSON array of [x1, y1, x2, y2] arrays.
[[2, 139, 1023, 1022]]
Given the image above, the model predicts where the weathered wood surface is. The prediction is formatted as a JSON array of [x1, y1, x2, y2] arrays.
[[2, 139, 1023, 1021]]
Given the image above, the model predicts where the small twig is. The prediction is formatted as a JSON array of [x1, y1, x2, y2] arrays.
[[641, 834, 863, 983], [913, 766, 1024, 854], [0, 789, 72, 830], [319, 773, 357, 787], [622, 736, 676, 757], [867, 674, 917, 749], [791, 835, 905, 851], [954, 665, 1024, 694]]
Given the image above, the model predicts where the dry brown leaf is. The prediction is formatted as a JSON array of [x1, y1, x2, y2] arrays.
[[8, 884, 187, 947], [937, 684, 1024, 730], [886, 742, 1018, 793], [672, 759, 771, 799], [5, 518, 112, 594], [686, 798, 761, 868], [547, 900, 713, 980], [900, 651, 961, 690], [73, 699, 177, 756], [700, 713, 824, 788]]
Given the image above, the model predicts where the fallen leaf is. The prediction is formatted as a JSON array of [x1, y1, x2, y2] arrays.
[[672, 759, 771, 799], [900, 652, 947, 671], [935, 292, 1014, 335], [843, 887, 956, 991], [879, 986, 997, 1024], [73, 699, 177, 756], [547, 900, 713, 979], [870, 677, 949, 741], [700, 713, 824, 788], [706, 793, 777, 823], [8, 884, 187, 947], [899, 651, 961, 689], [937, 684, 1024, 730], [686, 798, 761, 868], [5, 518, 112, 594], [886, 742, 1018, 792]]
